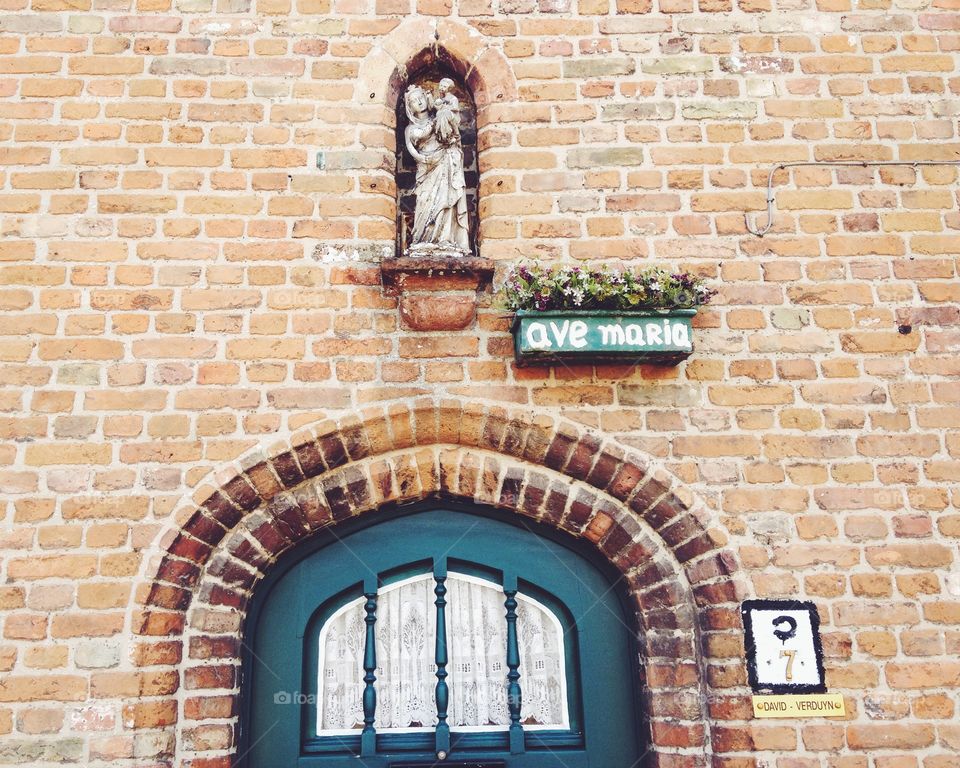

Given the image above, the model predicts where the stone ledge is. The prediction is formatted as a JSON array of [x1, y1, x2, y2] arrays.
[[380, 255, 496, 294]]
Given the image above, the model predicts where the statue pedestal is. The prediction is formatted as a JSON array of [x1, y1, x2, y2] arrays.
[[381, 254, 495, 332]]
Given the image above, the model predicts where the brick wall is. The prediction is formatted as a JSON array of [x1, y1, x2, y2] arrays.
[[1, 1, 960, 765]]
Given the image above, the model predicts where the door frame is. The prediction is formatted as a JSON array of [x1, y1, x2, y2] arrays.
[[236, 501, 645, 767]]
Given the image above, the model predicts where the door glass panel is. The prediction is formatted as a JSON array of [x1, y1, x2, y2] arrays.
[[316, 572, 568, 736], [318, 574, 436, 733]]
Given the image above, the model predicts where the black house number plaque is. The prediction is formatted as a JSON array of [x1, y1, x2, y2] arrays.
[[742, 599, 827, 694]]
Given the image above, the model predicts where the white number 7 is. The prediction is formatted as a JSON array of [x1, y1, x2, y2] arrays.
[[780, 649, 796, 681]]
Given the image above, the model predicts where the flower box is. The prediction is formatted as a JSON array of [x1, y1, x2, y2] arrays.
[[511, 309, 697, 367], [499, 263, 712, 368]]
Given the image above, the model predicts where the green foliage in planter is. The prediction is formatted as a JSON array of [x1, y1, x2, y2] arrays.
[[498, 263, 716, 313]]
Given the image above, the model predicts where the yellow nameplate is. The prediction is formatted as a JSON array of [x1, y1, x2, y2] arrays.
[[752, 694, 846, 719]]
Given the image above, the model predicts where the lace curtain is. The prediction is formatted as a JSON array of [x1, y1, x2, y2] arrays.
[[317, 572, 567, 734]]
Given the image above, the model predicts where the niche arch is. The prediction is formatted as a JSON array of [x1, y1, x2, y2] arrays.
[[131, 399, 747, 766], [353, 18, 518, 116]]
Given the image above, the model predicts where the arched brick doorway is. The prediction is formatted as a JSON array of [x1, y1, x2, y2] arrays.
[[133, 399, 744, 766]]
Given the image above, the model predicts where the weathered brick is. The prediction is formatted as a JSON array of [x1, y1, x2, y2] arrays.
[[0, 11, 957, 767]]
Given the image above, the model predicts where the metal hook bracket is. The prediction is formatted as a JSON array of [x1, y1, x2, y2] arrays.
[[744, 159, 960, 238]]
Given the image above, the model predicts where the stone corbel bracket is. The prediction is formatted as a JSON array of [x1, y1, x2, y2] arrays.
[[381, 255, 495, 332]]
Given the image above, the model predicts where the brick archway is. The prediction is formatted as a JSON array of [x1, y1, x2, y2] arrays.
[[134, 399, 745, 766]]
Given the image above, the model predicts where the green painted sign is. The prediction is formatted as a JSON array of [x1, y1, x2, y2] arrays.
[[511, 309, 696, 366]]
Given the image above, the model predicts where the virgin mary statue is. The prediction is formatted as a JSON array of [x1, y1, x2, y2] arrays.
[[403, 83, 470, 256]]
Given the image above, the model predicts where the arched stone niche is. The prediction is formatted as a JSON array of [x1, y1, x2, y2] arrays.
[[357, 23, 515, 325], [381, 49, 493, 331], [395, 55, 479, 258], [351, 17, 519, 262]]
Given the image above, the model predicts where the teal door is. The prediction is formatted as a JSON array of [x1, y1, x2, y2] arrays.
[[241, 506, 641, 767]]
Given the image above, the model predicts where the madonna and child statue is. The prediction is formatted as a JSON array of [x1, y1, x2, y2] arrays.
[[403, 80, 471, 257]]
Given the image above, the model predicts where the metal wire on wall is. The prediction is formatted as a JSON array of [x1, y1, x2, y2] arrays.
[[745, 160, 960, 237]]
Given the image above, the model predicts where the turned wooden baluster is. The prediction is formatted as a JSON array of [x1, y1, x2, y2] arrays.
[[360, 577, 377, 757], [504, 574, 524, 755], [434, 559, 451, 759]]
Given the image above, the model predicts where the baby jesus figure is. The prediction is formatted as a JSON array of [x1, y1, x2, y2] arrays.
[[432, 78, 461, 146]]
